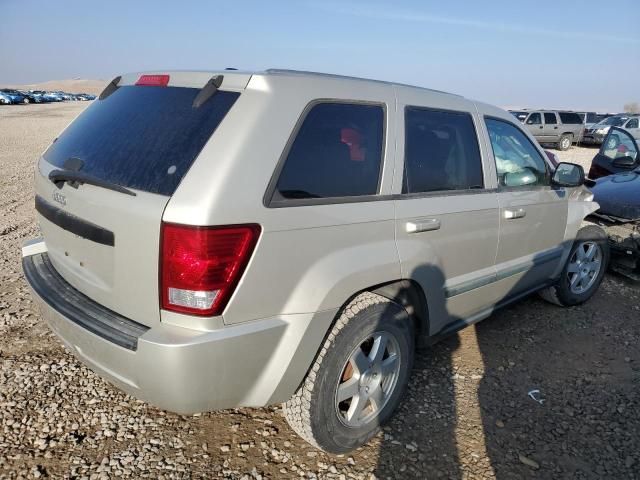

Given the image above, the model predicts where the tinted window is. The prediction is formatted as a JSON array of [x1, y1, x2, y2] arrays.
[[485, 118, 549, 188], [274, 103, 384, 200], [403, 108, 483, 193], [544, 113, 557, 124], [44, 86, 239, 196], [526, 113, 541, 125], [586, 113, 599, 123], [626, 118, 639, 129], [559, 112, 582, 124]]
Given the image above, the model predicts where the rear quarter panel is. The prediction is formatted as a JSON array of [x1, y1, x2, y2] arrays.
[[163, 74, 401, 325]]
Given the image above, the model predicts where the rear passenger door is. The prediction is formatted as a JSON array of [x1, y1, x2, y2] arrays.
[[542, 112, 560, 143], [483, 117, 568, 298], [393, 93, 500, 334]]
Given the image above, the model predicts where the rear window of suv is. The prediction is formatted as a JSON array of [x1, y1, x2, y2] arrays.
[[558, 112, 582, 124], [272, 102, 384, 201], [43, 86, 239, 196]]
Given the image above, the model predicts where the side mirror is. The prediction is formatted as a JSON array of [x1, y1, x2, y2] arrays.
[[503, 169, 538, 187], [612, 155, 637, 169], [552, 162, 584, 187]]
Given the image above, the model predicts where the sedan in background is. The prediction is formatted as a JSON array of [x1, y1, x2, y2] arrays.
[[0, 92, 12, 105], [0, 89, 27, 104]]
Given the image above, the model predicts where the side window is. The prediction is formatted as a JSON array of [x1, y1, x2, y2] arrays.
[[602, 129, 638, 161], [526, 113, 541, 125], [544, 113, 557, 124], [274, 102, 384, 200], [403, 107, 483, 194], [559, 112, 582, 124], [485, 118, 550, 188], [626, 118, 639, 129]]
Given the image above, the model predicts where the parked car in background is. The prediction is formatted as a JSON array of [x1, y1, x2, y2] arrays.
[[42, 91, 64, 102], [0, 89, 28, 104], [577, 112, 612, 130], [588, 127, 639, 179], [17, 90, 42, 104], [582, 115, 639, 145], [75, 93, 96, 101], [28, 90, 52, 103], [509, 110, 528, 122], [587, 129, 640, 280], [22, 69, 606, 454], [0, 92, 13, 105], [523, 110, 583, 150]]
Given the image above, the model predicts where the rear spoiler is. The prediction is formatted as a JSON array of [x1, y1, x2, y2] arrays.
[[98, 76, 121, 100]]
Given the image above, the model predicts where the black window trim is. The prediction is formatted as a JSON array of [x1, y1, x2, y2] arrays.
[[264, 98, 387, 208], [483, 115, 555, 192], [397, 105, 488, 198]]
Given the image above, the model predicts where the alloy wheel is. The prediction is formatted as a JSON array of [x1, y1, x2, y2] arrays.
[[567, 241, 603, 294], [335, 331, 401, 428]]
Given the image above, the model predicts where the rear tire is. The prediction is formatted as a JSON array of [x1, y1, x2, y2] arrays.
[[283, 292, 414, 453], [557, 134, 573, 151], [539, 225, 609, 306]]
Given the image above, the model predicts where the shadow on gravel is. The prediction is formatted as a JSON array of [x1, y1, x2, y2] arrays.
[[372, 232, 634, 479], [372, 264, 463, 479]]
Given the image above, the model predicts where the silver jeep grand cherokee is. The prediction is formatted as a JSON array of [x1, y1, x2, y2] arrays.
[[22, 70, 609, 453]]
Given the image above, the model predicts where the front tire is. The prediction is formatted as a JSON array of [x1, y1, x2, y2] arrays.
[[283, 292, 414, 453], [539, 225, 609, 306]]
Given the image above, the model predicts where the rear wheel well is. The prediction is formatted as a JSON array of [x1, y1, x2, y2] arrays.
[[369, 279, 429, 339]]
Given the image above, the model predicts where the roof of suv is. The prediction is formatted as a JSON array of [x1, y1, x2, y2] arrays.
[[118, 69, 463, 99]]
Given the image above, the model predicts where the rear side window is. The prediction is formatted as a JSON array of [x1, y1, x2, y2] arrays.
[[44, 86, 239, 196], [274, 102, 384, 200], [403, 107, 483, 193], [544, 113, 557, 124], [559, 112, 582, 124]]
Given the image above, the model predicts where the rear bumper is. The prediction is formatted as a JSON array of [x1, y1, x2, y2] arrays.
[[23, 240, 337, 413]]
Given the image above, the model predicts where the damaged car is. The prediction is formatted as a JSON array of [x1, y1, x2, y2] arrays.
[[587, 127, 640, 280]]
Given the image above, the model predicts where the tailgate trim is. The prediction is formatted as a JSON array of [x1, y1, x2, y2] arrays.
[[23, 252, 149, 350], [35, 195, 115, 246]]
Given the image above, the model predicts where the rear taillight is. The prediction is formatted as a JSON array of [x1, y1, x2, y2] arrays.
[[136, 74, 170, 86], [160, 223, 261, 317]]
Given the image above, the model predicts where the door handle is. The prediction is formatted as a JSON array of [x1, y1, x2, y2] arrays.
[[539, 126, 543, 129], [406, 218, 441, 233], [504, 208, 526, 219], [554, 126, 558, 129]]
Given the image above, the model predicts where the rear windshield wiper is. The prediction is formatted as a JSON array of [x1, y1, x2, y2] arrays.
[[48, 169, 137, 196], [279, 189, 321, 199]]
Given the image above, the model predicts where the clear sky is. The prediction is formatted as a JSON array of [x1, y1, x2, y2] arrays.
[[1, 0, 638, 111]]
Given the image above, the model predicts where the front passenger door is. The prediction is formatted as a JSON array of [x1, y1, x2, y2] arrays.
[[485, 117, 568, 298], [525, 112, 544, 141]]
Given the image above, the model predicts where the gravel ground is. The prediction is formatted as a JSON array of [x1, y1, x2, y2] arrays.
[[0, 103, 639, 479]]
